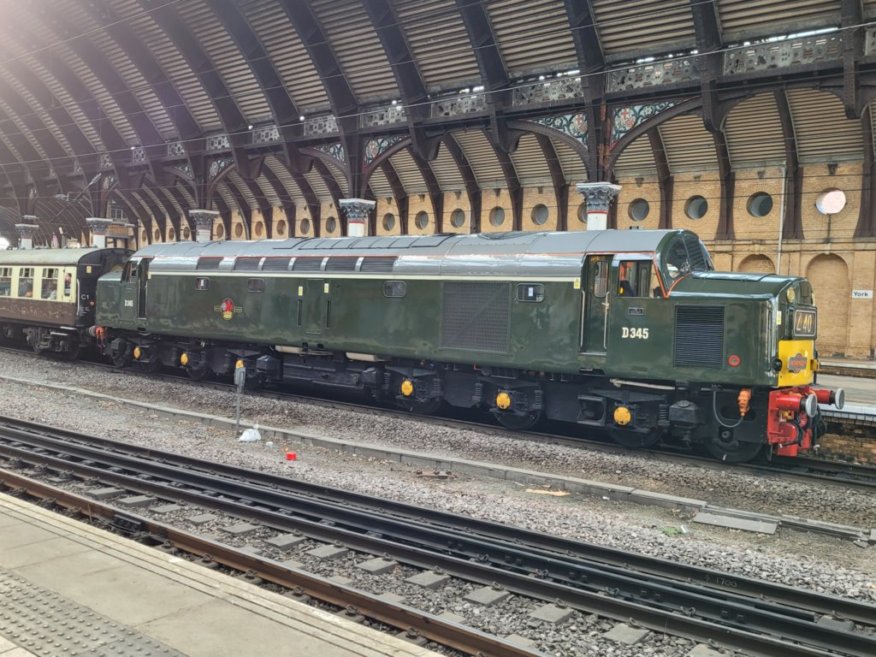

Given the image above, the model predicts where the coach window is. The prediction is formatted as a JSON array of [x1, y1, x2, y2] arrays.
[[0, 267, 11, 296], [18, 268, 33, 298], [123, 260, 139, 282], [41, 268, 58, 299]]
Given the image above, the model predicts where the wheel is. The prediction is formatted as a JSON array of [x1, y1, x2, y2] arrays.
[[29, 328, 45, 355], [397, 397, 443, 415], [494, 410, 542, 431], [140, 358, 162, 374], [186, 362, 210, 381], [609, 427, 663, 449], [56, 343, 81, 361], [704, 428, 763, 462]]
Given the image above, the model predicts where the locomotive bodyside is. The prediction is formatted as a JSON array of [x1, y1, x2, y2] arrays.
[[93, 230, 842, 461]]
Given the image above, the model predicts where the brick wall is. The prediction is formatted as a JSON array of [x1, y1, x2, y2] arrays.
[[818, 433, 876, 465]]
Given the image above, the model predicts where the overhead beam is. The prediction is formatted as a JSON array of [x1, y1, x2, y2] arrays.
[[535, 134, 568, 231], [856, 108, 876, 237], [689, 0, 724, 132], [713, 130, 735, 240], [261, 164, 297, 238], [408, 146, 444, 233], [648, 128, 674, 230], [774, 90, 803, 240], [380, 158, 408, 235], [443, 134, 481, 233], [841, 0, 863, 118]]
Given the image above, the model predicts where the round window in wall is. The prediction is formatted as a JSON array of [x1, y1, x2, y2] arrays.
[[182, 227, 191, 240], [576, 202, 587, 224], [254, 222, 264, 237], [815, 188, 847, 215], [215, 224, 225, 239], [382, 213, 396, 231], [415, 211, 429, 230], [489, 206, 505, 227], [628, 198, 650, 222], [168, 227, 176, 241], [747, 192, 773, 217], [299, 218, 311, 235], [450, 208, 465, 228], [234, 223, 244, 238], [531, 203, 549, 226], [153, 228, 160, 241], [141, 231, 148, 243], [685, 195, 708, 220], [325, 216, 337, 233], [276, 220, 287, 236]]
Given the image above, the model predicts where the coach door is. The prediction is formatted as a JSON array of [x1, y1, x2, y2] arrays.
[[302, 279, 326, 336], [581, 255, 611, 354]]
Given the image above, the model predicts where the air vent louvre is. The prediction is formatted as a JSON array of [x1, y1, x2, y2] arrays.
[[674, 305, 724, 368], [360, 257, 397, 273], [292, 258, 323, 272]]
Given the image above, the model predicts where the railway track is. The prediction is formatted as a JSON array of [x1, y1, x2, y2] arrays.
[[0, 416, 875, 657], [2, 342, 876, 491]]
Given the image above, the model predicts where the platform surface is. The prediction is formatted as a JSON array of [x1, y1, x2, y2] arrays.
[[0, 493, 439, 657]]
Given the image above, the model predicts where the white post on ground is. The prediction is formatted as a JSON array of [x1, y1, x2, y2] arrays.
[[234, 364, 246, 436], [575, 182, 622, 231]]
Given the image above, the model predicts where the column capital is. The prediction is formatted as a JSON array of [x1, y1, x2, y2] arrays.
[[575, 182, 622, 213], [188, 209, 219, 228], [339, 198, 376, 237], [15, 222, 39, 236], [86, 217, 113, 235]]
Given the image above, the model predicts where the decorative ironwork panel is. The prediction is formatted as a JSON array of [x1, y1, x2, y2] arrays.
[[364, 135, 405, 165], [252, 124, 280, 145], [430, 93, 487, 118], [610, 101, 679, 147], [360, 104, 407, 128], [167, 163, 193, 180], [303, 114, 339, 137], [607, 57, 698, 92], [723, 33, 842, 76], [533, 113, 588, 143], [130, 147, 147, 166], [867, 27, 876, 56], [166, 141, 186, 159], [99, 153, 113, 171], [313, 142, 346, 163], [208, 158, 232, 181], [513, 78, 586, 107], [206, 134, 231, 152]]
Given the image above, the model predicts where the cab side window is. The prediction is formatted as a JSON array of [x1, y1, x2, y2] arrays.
[[617, 261, 655, 298]]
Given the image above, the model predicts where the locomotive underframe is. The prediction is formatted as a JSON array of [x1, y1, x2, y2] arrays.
[[101, 331, 780, 461]]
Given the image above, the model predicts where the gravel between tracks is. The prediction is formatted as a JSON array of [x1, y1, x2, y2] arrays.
[[0, 352, 874, 628]]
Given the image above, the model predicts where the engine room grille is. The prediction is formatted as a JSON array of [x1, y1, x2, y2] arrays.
[[292, 257, 323, 272], [325, 257, 358, 272], [441, 282, 510, 353], [360, 256, 397, 273], [674, 305, 725, 368]]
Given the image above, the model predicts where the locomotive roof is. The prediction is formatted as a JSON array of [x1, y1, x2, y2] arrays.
[[0, 247, 109, 266], [139, 230, 693, 278]]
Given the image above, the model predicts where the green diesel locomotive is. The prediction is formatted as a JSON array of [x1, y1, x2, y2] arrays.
[[94, 229, 844, 462]]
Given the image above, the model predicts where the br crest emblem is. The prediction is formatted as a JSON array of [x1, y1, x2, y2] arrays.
[[214, 298, 241, 321], [787, 353, 808, 373]]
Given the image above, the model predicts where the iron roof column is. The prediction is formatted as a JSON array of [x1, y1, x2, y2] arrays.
[[15, 219, 38, 250], [339, 198, 376, 238], [575, 183, 622, 231], [188, 209, 219, 243], [86, 218, 112, 249]]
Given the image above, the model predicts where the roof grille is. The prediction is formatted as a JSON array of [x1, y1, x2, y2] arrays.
[[196, 257, 222, 270], [360, 257, 397, 273], [262, 257, 291, 272], [325, 257, 358, 272], [233, 257, 262, 271], [292, 257, 323, 272]]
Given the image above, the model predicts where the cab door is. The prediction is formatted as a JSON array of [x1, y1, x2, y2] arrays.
[[581, 255, 611, 353], [137, 258, 151, 319], [119, 258, 139, 325]]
